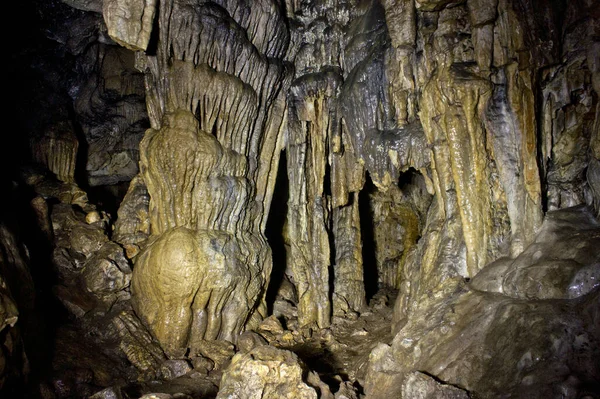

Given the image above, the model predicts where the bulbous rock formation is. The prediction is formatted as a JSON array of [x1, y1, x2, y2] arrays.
[[104, 0, 292, 353]]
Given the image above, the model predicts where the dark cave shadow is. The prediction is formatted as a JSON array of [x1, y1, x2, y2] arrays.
[[86, 181, 130, 220], [359, 172, 379, 302], [291, 344, 345, 392], [0, 178, 70, 398], [265, 150, 289, 314]]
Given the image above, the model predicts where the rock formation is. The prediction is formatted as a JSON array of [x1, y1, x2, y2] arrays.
[[2, 0, 599, 397], [216, 346, 323, 399], [107, 0, 293, 353]]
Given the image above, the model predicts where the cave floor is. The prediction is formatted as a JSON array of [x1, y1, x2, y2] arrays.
[[273, 289, 396, 391], [38, 289, 396, 398]]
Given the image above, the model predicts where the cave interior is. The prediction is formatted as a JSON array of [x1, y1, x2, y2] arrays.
[[1, 0, 599, 398]]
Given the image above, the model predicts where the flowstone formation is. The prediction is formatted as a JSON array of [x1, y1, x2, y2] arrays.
[[105, 0, 292, 352], [3, 0, 600, 398]]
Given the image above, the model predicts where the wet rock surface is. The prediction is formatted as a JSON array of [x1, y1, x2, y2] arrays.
[[471, 206, 600, 299], [216, 346, 320, 399], [3, 0, 600, 398], [401, 372, 470, 399]]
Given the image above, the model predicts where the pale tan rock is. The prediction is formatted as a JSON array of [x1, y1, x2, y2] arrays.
[[471, 206, 600, 299], [103, 0, 156, 51], [237, 331, 268, 354], [30, 121, 79, 183], [191, 339, 235, 371], [402, 371, 470, 398], [216, 346, 319, 399], [366, 274, 600, 399], [332, 195, 366, 316], [113, 0, 291, 354], [334, 381, 359, 399], [86, 211, 102, 225], [258, 315, 285, 335], [132, 227, 267, 354]]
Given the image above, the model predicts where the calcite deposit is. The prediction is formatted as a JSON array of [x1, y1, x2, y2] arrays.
[[2, 0, 599, 398]]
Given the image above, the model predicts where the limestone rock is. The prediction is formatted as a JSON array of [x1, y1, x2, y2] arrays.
[[588, 158, 600, 218], [190, 356, 214, 374], [112, 175, 150, 258], [89, 387, 124, 399], [9, 0, 600, 397], [21, 167, 92, 211], [85, 211, 102, 225], [334, 381, 360, 399], [365, 282, 600, 398], [402, 372, 470, 398], [471, 206, 600, 299], [216, 346, 319, 399], [258, 315, 285, 335], [191, 340, 235, 371], [132, 226, 267, 354], [108, 0, 291, 355], [30, 120, 79, 183], [111, 309, 166, 375], [51, 203, 109, 262], [73, 44, 148, 186], [159, 360, 193, 380], [236, 331, 268, 354], [0, 224, 29, 391], [62, 0, 103, 13], [103, 0, 156, 51], [81, 242, 131, 303]]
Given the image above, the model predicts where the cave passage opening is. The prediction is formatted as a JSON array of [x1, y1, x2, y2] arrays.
[[265, 150, 290, 314], [86, 182, 130, 220], [358, 167, 431, 302], [359, 171, 379, 302]]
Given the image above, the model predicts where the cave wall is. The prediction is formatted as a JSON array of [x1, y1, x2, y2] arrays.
[[100, 0, 599, 371], [2, 0, 599, 397], [104, 0, 293, 353]]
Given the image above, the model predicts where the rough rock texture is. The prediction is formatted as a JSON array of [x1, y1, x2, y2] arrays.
[[4, 0, 600, 397], [471, 206, 600, 300], [401, 372, 470, 399], [11, 0, 149, 189], [81, 241, 132, 305], [30, 121, 79, 183], [106, 0, 293, 354], [0, 224, 30, 391], [103, 0, 156, 51], [74, 43, 149, 186], [216, 346, 320, 399], [365, 207, 600, 398], [112, 174, 150, 258], [366, 285, 600, 398]]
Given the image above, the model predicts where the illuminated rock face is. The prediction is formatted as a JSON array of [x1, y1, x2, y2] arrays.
[[97, 0, 600, 396], [104, 0, 291, 353]]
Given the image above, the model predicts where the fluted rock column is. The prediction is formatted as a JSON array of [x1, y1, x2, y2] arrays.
[[287, 75, 341, 328]]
